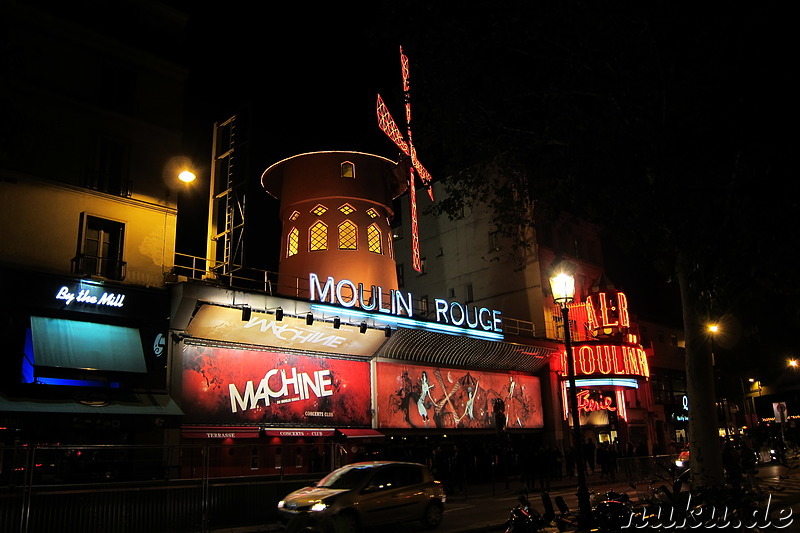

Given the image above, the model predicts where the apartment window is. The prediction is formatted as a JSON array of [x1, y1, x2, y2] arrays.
[[287, 227, 299, 257], [87, 135, 131, 197], [338, 221, 357, 250], [367, 224, 382, 254], [396, 264, 405, 287], [98, 61, 137, 114], [466, 283, 474, 303], [448, 287, 455, 298], [419, 295, 429, 317], [671, 334, 678, 347], [488, 231, 500, 252], [341, 161, 355, 178], [309, 221, 328, 251], [419, 257, 427, 275], [73, 214, 126, 280]]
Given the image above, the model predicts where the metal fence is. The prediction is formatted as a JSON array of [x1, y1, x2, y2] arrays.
[[0, 443, 325, 533]]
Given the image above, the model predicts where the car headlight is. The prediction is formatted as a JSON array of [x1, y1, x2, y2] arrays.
[[675, 460, 684, 467], [277, 500, 285, 509], [310, 501, 329, 512]]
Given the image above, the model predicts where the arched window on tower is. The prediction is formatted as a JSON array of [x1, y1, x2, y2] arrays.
[[310, 221, 328, 251], [287, 227, 299, 257], [341, 161, 355, 178], [338, 220, 357, 250], [367, 224, 382, 254]]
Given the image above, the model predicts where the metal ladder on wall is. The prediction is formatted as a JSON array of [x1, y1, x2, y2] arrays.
[[206, 115, 245, 284]]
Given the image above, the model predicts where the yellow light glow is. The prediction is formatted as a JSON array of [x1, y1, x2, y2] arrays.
[[550, 272, 576, 303], [178, 170, 196, 183], [790, 359, 798, 368], [708, 324, 719, 334]]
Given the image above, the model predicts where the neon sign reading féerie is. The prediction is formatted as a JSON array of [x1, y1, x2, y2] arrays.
[[308, 273, 503, 333], [577, 390, 617, 413], [560, 343, 650, 379], [55, 286, 125, 308]]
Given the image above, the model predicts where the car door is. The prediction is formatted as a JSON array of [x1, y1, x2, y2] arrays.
[[358, 464, 426, 526]]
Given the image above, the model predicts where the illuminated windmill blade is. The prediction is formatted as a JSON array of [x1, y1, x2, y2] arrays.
[[409, 146, 434, 201], [376, 95, 409, 155]]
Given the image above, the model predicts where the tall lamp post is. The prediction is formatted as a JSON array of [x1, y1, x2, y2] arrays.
[[550, 271, 592, 528], [708, 323, 733, 436]]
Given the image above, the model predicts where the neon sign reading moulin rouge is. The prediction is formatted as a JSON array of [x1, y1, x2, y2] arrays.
[[309, 273, 502, 333], [228, 366, 332, 413]]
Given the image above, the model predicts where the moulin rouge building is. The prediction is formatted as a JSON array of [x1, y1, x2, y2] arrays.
[[168, 48, 665, 477]]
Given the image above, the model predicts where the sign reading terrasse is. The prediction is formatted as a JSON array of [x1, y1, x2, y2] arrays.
[[309, 273, 503, 333]]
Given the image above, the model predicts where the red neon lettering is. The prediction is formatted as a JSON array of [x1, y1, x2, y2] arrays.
[[577, 390, 617, 413], [585, 298, 599, 332], [597, 345, 612, 374], [579, 346, 595, 374], [617, 292, 630, 327]]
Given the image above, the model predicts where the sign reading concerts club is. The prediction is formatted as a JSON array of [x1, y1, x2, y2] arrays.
[[181, 344, 371, 426]]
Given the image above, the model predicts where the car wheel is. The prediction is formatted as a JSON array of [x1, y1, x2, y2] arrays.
[[421, 501, 444, 529]]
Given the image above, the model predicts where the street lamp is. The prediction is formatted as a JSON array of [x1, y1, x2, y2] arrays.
[[708, 323, 733, 436], [550, 271, 592, 528]]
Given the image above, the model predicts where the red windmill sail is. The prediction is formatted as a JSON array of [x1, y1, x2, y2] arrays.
[[377, 46, 433, 273]]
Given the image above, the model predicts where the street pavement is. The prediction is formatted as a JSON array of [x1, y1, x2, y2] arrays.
[[208, 461, 800, 533]]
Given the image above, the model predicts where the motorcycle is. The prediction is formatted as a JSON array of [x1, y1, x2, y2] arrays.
[[504, 492, 549, 533]]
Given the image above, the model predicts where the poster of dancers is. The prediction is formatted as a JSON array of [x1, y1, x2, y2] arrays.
[[375, 361, 543, 429]]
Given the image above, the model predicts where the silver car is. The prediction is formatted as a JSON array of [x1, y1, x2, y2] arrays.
[[277, 461, 446, 532]]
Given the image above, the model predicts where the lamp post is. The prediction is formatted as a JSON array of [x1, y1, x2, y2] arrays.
[[550, 271, 592, 529], [708, 323, 734, 437]]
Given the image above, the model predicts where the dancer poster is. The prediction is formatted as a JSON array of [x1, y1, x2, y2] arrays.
[[375, 361, 543, 429]]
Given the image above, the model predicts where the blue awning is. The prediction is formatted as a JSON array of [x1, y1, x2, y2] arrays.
[[0, 392, 183, 416], [30, 316, 147, 373]]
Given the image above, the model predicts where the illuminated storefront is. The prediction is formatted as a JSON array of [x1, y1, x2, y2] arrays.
[[553, 289, 656, 449], [0, 268, 181, 446]]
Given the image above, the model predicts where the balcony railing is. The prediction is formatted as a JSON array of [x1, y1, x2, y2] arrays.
[[71, 254, 127, 281]]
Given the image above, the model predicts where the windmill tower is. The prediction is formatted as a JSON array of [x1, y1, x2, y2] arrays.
[[261, 151, 407, 298]]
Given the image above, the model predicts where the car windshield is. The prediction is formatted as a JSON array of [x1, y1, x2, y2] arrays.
[[316, 465, 374, 489]]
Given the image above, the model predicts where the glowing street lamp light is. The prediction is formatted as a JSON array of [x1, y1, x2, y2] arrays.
[[178, 170, 196, 183], [549, 269, 592, 528]]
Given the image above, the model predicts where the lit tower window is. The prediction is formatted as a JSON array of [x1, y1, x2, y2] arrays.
[[311, 204, 328, 216], [367, 224, 382, 254], [338, 221, 357, 250], [289, 210, 300, 221], [339, 203, 356, 215], [310, 221, 328, 251], [341, 161, 355, 178], [366, 208, 379, 219], [287, 227, 299, 257]]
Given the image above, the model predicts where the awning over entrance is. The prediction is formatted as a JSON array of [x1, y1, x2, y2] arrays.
[[181, 425, 261, 439], [374, 327, 556, 374], [336, 428, 385, 439], [0, 392, 182, 416], [263, 428, 336, 438], [30, 316, 147, 373]]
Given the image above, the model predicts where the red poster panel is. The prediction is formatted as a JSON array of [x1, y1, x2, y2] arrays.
[[181, 344, 371, 426], [375, 362, 543, 430]]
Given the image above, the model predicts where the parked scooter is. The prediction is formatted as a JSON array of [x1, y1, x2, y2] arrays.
[[504, 491, 550, 533]]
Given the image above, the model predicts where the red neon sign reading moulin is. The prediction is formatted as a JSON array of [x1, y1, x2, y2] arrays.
[[560, 343, 650, 379]]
